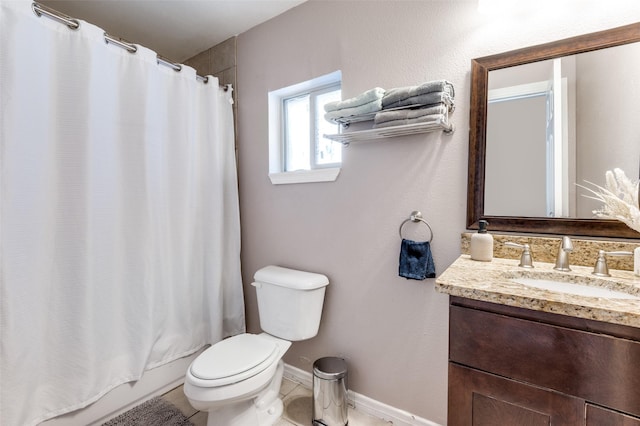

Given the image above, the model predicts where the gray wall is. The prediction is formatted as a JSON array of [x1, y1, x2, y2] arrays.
[[234, 1, 640, 424]]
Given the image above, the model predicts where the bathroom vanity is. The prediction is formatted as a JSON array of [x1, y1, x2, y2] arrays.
[[449, 18, 640, 424], [436, 256, 640, 425]]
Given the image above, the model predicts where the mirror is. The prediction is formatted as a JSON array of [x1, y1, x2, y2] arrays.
[[468, 22, 640, 238]]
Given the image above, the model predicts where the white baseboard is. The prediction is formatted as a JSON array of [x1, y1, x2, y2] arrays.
[[283, 363, 441, 426], [283, 362, 314, 388]]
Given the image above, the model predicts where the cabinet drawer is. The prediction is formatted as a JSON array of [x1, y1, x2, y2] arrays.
[[450, 305, 640, 417]]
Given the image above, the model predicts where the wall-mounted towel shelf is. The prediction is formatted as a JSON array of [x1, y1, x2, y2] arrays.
[[324, 118, 453, 145], [324, 99, 454, 145]]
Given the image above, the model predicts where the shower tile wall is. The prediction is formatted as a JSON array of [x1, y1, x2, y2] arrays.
[[185, 36, 236, 87], [185, 36, 238, 143]]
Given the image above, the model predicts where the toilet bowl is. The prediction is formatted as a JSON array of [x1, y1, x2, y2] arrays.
[[184, 333, 291, 426], [184, 265, 329, 426]]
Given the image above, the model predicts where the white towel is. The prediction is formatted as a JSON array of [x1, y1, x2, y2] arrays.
[[324, 87, 385, 113]]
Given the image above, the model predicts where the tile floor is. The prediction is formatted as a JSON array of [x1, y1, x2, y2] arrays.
[[161, 377, 392, 425]]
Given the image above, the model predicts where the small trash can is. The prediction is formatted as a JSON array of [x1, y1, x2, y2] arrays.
[[312, 357, 348, 426]]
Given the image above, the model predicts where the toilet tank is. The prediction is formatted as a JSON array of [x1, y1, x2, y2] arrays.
[[252, 265, 329, 341]]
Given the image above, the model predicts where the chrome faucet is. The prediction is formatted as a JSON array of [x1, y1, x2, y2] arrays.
[[554, 236, 573, 271], [504, 242, 534, 268], [592, 250, 633, 277]]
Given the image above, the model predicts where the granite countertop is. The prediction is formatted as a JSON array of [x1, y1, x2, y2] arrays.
[[435, 255, 640, 328]]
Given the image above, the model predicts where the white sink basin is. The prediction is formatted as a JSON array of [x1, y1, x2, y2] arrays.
[[511, 277, 639, 300]]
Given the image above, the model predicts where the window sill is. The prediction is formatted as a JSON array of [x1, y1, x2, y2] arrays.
[[269, 168, 340, 185]]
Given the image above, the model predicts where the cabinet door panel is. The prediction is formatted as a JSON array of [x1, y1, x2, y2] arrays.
[[473, 393, 550, 426], [587, 404, 640, 426], [449, 305, 640, 417], [449, 363, 583, 426]]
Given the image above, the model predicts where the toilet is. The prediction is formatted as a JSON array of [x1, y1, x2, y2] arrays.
[[184, 265, 329, 426]]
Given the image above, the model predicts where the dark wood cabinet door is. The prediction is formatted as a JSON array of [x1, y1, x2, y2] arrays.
[[449, 304, 640, 417], [449, 363, 584, 426], [586, 404, 640, 426]]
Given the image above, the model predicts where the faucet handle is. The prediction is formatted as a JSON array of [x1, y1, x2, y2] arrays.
[[592, 250, 633, 277], [504, 242, 534, 268]]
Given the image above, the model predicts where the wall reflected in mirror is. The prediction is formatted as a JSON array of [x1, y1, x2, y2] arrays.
[[484, 42, 640, 219]]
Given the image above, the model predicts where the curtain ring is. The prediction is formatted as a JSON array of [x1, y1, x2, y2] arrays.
[[399, 211, 433, 243], [32, 2, 80, 30]]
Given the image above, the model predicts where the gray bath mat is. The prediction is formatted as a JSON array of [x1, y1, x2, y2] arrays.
[[102, 396, 194, 426]]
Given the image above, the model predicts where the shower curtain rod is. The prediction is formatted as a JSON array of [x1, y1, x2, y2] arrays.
[[31, 1, 228, 89]]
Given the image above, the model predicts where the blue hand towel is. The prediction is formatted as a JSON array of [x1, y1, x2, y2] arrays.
[[399, 238, 436, 280]]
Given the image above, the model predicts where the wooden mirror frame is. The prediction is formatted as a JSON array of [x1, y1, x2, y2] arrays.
[[467, 22, 640, 238]]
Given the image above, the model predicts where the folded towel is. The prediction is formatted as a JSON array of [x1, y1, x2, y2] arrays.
[[382, 80, 454, 108], [324, 87, 385, 113], [383, 91, 452, 110], [399, 239, 436, 280], [373, 104, 448, 125], [373, 113, 445, 129], [324, 98, 383, 122]]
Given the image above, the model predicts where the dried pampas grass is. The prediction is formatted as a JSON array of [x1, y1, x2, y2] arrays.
[[579, 168, 640, 234]]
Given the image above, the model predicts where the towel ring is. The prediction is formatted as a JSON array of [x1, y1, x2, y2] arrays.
[[399, 211, 433, 243]]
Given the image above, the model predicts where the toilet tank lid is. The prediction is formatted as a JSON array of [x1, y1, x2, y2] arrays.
[[254, 265, 329, 290]]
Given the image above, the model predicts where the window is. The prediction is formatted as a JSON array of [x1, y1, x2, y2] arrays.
[[283, 84, 341, 171], [268, 71, 342, 185]]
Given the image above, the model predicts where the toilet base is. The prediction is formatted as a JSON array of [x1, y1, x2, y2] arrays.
[[204, 360, 286, 426]]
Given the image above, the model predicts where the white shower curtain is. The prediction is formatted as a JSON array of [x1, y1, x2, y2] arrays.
[[0, 3, 245, 425]]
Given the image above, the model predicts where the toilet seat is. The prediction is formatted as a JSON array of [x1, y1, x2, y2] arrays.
[[189, 334, 279, 387]]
